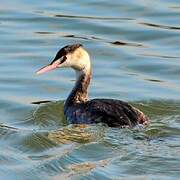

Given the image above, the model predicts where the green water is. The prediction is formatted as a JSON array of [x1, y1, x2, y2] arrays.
[[0, 0, 180, 179]]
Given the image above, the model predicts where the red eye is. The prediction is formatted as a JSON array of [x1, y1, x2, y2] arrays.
[[60, 56, 67, 64]]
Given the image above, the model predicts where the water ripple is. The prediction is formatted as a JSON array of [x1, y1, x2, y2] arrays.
[[50, 13, 134, 21], [140, 22, 180, 30]]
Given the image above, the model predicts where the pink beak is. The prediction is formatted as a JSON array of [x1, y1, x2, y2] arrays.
[[36, 62, 59, 75]]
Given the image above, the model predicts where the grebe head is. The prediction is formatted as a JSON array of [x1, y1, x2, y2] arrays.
[[36, 44, 91, 75]]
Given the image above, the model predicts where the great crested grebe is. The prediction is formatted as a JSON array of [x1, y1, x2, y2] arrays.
[[36, 44, 149, 127]]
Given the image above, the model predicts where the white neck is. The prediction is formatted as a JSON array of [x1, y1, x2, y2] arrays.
[[65, 63, 92, 108]]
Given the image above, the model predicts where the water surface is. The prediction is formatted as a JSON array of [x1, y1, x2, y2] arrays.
[[0, 0, 180, 179]]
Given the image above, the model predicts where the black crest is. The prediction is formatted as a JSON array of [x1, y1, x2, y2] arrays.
[[52, 44, 82, 62]]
